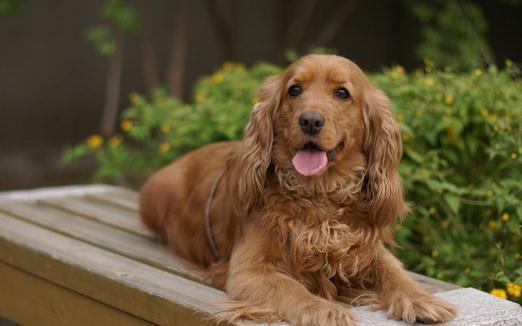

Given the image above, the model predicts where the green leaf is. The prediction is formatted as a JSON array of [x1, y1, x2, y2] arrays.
[[506, 218, 521, 236], [495, 271, 510, 283], [444, 193, 460, 214]]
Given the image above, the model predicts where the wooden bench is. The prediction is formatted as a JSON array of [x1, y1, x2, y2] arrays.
[[0, 185, 520, 325]]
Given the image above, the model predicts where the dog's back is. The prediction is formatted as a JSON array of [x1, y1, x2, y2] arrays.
[[139, 141, 239, 266]]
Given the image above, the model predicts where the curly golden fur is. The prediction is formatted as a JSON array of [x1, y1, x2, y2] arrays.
[[140, 55, 457, 325]]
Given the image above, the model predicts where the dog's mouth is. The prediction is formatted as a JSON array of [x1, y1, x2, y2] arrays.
[[291, 141, 342, 176]]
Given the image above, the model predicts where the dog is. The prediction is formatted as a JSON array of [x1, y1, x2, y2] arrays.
[[140, 54, 457, 325]]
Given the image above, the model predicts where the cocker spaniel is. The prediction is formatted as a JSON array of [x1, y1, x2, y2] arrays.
[[140, 54, 457, 325]]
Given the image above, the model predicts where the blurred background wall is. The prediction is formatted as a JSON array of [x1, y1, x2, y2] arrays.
[[0, 0, 520, 190]]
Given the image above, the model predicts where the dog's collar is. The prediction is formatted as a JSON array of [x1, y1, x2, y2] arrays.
[[204, 170, 224, 260]]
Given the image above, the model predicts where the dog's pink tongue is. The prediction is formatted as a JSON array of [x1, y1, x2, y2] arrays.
[[291, 150, 328, 176]]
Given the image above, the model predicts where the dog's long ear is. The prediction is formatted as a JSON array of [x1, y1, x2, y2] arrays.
[[225, 75, 281, 220], [362, 88, 408, 227]]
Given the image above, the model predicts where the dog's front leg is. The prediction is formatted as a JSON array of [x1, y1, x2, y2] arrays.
[[371, 244, 457, 323], [225, 224, 355, 326]]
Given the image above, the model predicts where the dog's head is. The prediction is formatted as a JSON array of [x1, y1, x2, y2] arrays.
[[230, 55, 406, 226]]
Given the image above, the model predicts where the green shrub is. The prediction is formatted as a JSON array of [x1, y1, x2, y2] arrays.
[[373, 62, 522, 303], [64, 61, 522, 302]]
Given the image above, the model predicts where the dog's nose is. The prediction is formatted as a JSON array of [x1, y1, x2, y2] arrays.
[[298, 111, 325, 135]]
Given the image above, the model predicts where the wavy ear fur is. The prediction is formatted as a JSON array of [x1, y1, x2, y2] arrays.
[[225, 75, 281, 220], [363, 88, 408, 227]]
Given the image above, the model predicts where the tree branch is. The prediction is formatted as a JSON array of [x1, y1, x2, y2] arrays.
[[203, 0, 237, 60], [167, 0, 187, 98], [100, 28, 124, 136], [137, 0, 159, 92]]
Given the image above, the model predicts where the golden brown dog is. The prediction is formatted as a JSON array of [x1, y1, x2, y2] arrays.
[[140, 54, 457, 325]]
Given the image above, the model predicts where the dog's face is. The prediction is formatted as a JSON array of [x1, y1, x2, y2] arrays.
[[233, 54, 406, 226], [271, 55, 368, 177]]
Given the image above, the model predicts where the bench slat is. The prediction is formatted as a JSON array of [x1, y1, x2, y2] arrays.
[[0, 200, 205, 285], [408, 271, 460, 293], [85, 190, 139, 212], [39, 196, 154, 239], [0, 261, 152, 326], [0, 212, 227, 326]]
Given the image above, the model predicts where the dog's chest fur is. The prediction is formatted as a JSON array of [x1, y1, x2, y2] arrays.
[[270, 201, 377, 300]]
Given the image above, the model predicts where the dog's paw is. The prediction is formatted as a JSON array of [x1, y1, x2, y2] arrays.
[[386, 291, 457, 324], [293, 300, 356, 326]]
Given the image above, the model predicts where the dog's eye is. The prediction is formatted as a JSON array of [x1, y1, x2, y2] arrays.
[[288, 85, 302, 97], [335, 87, 350, 100]]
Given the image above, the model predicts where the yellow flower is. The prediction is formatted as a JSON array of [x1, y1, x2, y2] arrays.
[[464, 267, 471, 273], [511, 153, 517, 160], [195, 93, 206, 103], [490, 114, 498, 122], [210, 72, 224, 83], [501, 213, 510, 222], [395, 65, 405, 75], [128, 92, 140, 104], [488, 220, 497, 230], [121, 119, 133, 131], [222, 61, 235, 71], [431, 250, 439, 258], [428, 207, 437, 215], [86, 134, 103, 149], [444, 95, 454, 105], [160, 123, 171, 134], [415, 111, 423, 118], [480, 108, 488, 117], [108, 136, 122, 147], [507, 283, 521, 297], [425, 78, 435, 87], [159, 142, 171, 153], [442, 220, 449, 229], [490, 288, 507, 299], [505, 59, 513, 68], [474, 68, 483, 77]]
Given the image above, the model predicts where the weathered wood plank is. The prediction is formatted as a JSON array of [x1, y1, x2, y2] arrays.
[[409, 271, 461, 293], [0, 261, 152, 326], [0, 200, 205, 285], [85, 190, 139, 212], [40, 196, 154, 239], [0, 212, 226, 326]]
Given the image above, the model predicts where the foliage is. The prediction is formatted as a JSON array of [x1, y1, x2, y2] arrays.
[[406, 0, 493, 71], [64, 61, 522, 303], [0, 0, 25, 15], [372, 62, 522, 304], [63, 62, 281, 181], [85, 0, 138, 57]]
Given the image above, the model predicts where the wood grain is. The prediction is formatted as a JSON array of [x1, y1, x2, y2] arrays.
[[0, 212, 226, 326], [0, 200, 206, 284], [0, 261, 152, 326], [39, 195, 154, 239], [86, 190, 139, 212]]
